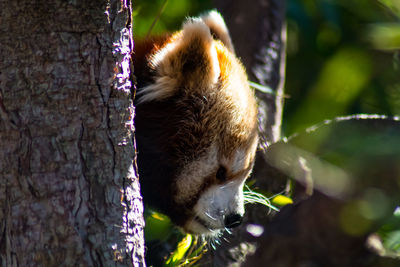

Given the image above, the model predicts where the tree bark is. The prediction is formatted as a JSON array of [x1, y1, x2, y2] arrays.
[[0, 0, 144, 266]]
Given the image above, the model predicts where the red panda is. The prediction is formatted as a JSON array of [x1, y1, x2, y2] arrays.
[[134, 11, 258, 235]]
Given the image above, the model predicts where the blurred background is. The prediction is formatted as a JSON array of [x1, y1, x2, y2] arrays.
[[133, 0, 400, 137], [133, 1, 400, 263]]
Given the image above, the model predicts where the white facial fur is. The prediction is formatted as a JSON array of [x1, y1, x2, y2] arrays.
[[186, 177, 247, 234], [175, 143, 255, 235]]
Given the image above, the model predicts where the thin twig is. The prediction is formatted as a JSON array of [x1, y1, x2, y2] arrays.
[[145, 0, 169, 39]]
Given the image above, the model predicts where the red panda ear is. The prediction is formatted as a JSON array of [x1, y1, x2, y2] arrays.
[[137, 19, 221, 103], [200, 10, 234, 53]]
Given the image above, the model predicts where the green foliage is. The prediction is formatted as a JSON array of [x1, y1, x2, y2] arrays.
[[285, 0, 400, 135], [368, 23, 400, 50], [133, 0, 212, 38], [271, 194, 294, 206], [165, 235, 207, 267], [165, 234, 193, 266], [144, 210, 173, 242], [243, 185, 280, 212], [144, 210, 208, 266], [368, 0, 400, 50], [378, 0, 400, 17], [285, 1, 400, 255], [377, 207, 400, 256], [289, 47, 372, 133]]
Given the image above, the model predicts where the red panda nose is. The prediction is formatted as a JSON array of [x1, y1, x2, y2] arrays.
[[224, 213, 243, 228]]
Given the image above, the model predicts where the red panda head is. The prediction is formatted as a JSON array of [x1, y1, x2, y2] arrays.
[[134, 11, 258, 235]]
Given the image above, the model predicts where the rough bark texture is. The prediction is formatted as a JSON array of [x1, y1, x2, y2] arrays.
[[0, 0, 145, 266], [199, 0, 287, 266]]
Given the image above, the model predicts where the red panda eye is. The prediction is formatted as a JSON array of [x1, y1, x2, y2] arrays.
[[216, 166, 227, 181]]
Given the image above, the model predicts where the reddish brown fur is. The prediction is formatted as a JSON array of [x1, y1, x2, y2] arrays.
[[133, 34, 171, 85], [134, 15, 258, 231]]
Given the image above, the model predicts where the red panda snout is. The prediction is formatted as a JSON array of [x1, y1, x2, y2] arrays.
[[176, 142, 257, 235], [184, 176, 247, 234], [134, 11, 258, 235]]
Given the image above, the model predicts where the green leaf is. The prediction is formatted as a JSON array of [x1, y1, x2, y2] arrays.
[[368, 23, 400, 50], [272, 195, 293, 206], [378, 0, 400, 16], [165, 234, 193, 266], [144, 211, 173, 242]]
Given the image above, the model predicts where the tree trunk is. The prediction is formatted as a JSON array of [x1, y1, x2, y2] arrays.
[[0, 0, 145, 266]]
